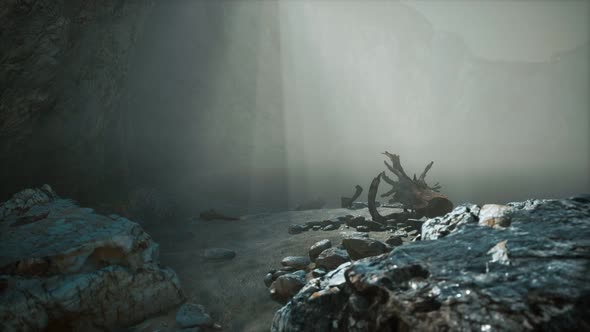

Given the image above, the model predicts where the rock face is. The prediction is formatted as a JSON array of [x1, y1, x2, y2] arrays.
[[0, 186, 184, 331], [0, 0, 154, 202], [272, 196, 590, 331]]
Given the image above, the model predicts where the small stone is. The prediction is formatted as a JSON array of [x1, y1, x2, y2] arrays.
[[312, 226, 321, 231], [366, 221, 385, 232], [346, 216, 366, 228], [309, 239, 332, 262], [269, 272, 306, 303], [281, 256, 310, 270], [385, 235, 403, 247], [203, 248, 236, 261], [176, 303, 212, 328], [288, 224, 305, 234], [342, 237, 388, 260], [315, 248, 350, 270], [322, 224, 338, 231], [356, 225, 370, 232], [264, 273, 273, 287]]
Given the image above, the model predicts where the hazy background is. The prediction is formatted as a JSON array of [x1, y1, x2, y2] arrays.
[[121, 0, 590, 213]]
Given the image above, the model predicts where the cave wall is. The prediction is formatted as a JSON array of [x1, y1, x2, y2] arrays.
[[0, 0, 154, 203]]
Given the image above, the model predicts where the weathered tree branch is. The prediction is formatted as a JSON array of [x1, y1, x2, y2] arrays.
[[368, 152, 453, 220], [341, 185, 363, 208]]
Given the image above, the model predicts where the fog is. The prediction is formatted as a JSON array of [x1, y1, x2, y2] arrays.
[[122, 0, 590, 213]]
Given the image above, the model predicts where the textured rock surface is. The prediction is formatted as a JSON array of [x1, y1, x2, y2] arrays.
[[0, 186, 184, 331], [269, 271, 307, 304], [272, 196, 590, 331], [0, 0, 154, 202], [315, 248, 350, 271]]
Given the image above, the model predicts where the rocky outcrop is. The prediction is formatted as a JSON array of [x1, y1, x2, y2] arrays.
[[272, 195, 590, 331], [0, 186, 184, 331]]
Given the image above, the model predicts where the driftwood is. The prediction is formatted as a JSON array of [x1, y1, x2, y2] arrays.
[[341, 185, 363, 208], [368, 152, 453, 223]]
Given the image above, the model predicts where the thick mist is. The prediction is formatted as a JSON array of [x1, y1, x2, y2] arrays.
[[121, 0, 590, 214]]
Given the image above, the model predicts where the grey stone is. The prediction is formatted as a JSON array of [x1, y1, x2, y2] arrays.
[[176, 303, 212, 328], [341, 237, 388, 260], [309, 239, 332, 262], [385, 235, 403, 247], [280, 256, 310, 270], [322, 224, 338, 231], [288, 224, 305, 234], [355, 225, 370, 232], [264, 273, 274, 287], [269, 272, 307, 303], [315, 248, 350, 271]]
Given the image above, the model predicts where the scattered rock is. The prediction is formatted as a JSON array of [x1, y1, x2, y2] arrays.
[[269, 271, 307, 303], [264, 273, 274, 287], [315, 248, 350, 271], [341, 237, 389, 260], [385, 235, 403, 247], [345, 216, 366, 228], [322, 224, 338, 231], [309, 239, 332, 262], [272, 197, 590, 331], [288, 224, 305, 234], [203, 248, 236, 261], [280, 256, 310, 270], [176, 303, 212, 328], [0, 186, 184, 331], [355, 225, 370, 232]]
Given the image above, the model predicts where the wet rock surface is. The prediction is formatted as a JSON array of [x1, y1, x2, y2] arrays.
[[0, 186, 184, 331], [272, 196, 590, 331]]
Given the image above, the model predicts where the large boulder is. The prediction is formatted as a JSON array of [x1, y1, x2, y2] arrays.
[[0, 186, 184, 331], [272, 196, 590, 331]]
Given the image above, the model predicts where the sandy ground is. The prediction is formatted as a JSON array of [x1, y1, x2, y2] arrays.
[[132, 207, 398, 332]]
